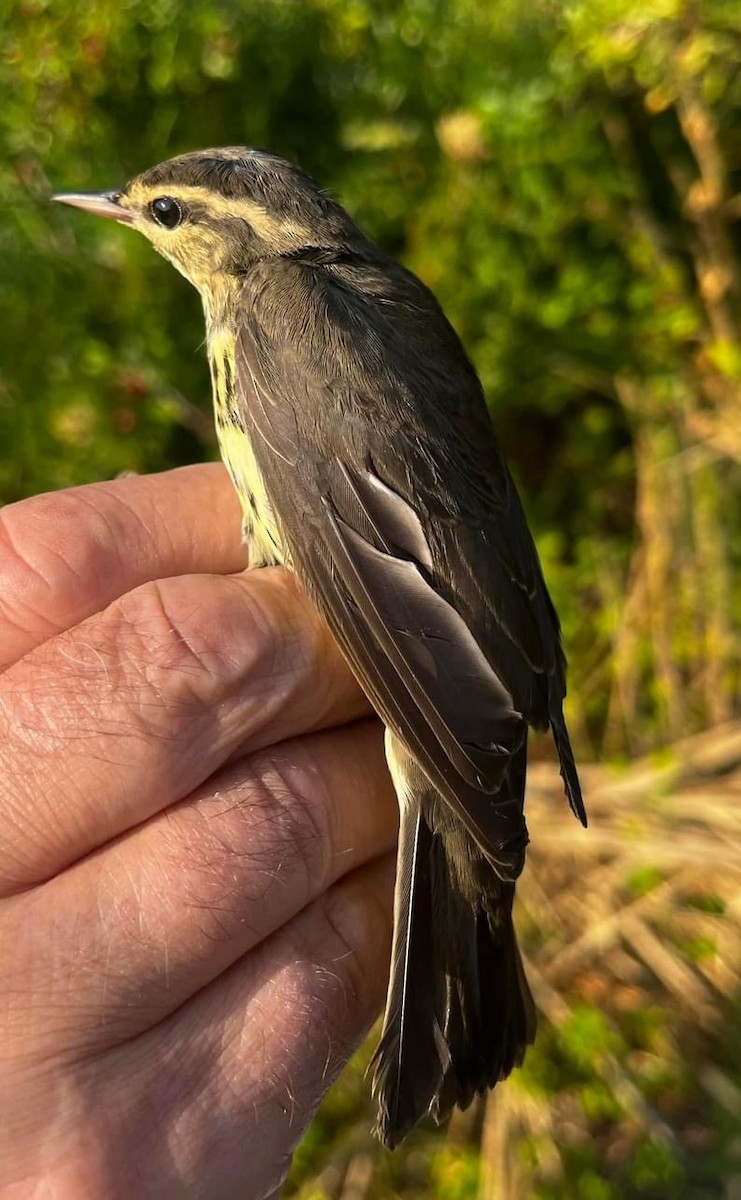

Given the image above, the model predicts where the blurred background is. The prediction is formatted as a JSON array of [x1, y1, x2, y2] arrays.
[[2, 0, 740, 1195]]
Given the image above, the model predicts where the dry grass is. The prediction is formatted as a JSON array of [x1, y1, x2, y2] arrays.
[[289, 721, 741, 1199], [483, 720, 741, 1198]]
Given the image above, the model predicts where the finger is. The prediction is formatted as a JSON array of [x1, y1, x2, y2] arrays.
[[6, 721, 398, 1050], [0, 568, 370, 894], [90, 855, 395, 1200], [0, 464, 246, 668]]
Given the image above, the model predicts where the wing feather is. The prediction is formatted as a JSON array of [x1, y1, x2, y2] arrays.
[[233, 261, 585, 866], [321, 497, 523, 783], [304, 534, 529, 878]]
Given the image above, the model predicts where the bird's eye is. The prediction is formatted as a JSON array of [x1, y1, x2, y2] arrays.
[[150, 196, 183, 229]]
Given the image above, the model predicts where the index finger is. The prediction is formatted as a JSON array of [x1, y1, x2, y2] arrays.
[[0, 464, 246, 668]]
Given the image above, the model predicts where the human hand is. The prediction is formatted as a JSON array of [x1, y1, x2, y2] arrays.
[[0, 464, 397, 1200]]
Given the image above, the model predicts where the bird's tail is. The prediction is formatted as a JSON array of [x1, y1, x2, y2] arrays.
[[370, 736, 536, 1149]]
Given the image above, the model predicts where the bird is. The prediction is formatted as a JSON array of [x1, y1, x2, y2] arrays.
[[53, 147, 586, 1148]]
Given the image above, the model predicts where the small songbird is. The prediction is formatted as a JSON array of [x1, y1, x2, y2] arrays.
[[53, 148, 586, 1148]]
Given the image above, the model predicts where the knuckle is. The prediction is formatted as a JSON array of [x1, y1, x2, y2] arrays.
[[153, 748, 336, 938], [313, 882, 387, 1011], [0, 491, 122, 650], [237, 747, 334, 900], [171, 765, 299, 911], [236, 573, 313, 696], [115, 575, 265, 713]]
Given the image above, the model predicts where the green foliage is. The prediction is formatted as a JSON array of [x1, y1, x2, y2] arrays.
[[2, 0, 740, 748], [2, 5, 740, 1190], [560, 1006, 624, 1073]]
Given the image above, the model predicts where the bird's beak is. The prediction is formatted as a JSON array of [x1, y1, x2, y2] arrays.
[[52, 190, 134, 224]]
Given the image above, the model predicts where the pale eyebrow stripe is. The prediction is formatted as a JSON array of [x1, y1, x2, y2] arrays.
[[127, 184, 313, 242]]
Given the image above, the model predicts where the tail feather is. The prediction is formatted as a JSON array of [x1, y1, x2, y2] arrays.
[[552, 712, 587, 827], [372, 737, 536, 1148], [428, 884, 536, 1126], [370, 806, 450, 1147]]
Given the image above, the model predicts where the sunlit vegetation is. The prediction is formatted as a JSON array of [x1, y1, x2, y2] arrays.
[[2, 0, 739, 1193]]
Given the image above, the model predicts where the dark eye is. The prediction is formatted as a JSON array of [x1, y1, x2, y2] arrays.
[[150, 196, 183, 229]]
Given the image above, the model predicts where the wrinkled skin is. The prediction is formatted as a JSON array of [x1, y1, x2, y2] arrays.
[[0, 464, 397, 1200]]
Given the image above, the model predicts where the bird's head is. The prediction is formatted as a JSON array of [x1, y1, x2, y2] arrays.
[[53, 147, 359, 296]]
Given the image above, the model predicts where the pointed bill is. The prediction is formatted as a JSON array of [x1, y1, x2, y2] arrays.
[[52, 190, 133, 224]]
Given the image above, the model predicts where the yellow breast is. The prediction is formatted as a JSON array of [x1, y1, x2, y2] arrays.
[[207, 327, 284, 568]]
